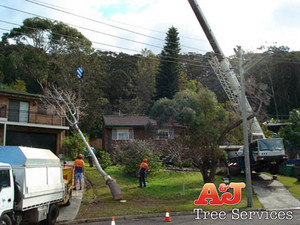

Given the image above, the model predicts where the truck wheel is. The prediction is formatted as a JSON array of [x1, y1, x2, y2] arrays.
[[65, 189, 72, 206], [269, 165, 279, 175], [0, 214, 12, 225], [229, 167, 241, 176], [46, 204, 59, 225]]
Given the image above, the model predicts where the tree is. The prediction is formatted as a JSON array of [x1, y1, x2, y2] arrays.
[[130, 49, 157, 114], [155, 26, 181, 100], [2, 17, 92, 93], [44, 85, 123, 200], [279, 109, 300, 159], [150, 88, 235, 183]]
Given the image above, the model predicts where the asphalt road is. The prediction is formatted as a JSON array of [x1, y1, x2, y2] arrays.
[[80, 209, 300, 225]]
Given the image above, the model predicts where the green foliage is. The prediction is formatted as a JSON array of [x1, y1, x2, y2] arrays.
[[279, 109, 300, 146], [150, 88, 230, 183], [98, 151, 113, 170], [4, 79, 27, 92], [155, 26, 181, 100], [62, 131, 89, 159], [113, 140, 161, 177]]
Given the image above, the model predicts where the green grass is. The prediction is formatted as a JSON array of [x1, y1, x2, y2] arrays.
[[264, 173, 300, 200], [77, 166, 263, 218]]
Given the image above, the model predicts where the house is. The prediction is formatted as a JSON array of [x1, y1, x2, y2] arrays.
[[102, 115, 183, 153], [0, 89, 69, 155]]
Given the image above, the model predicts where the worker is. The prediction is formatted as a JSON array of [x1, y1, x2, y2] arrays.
[[86, 145, 96, 167], [138, 158, 149, 188], [73, 154, 85, 191]]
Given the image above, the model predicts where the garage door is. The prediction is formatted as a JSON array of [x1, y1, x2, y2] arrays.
[[6, 130, 57, 153]]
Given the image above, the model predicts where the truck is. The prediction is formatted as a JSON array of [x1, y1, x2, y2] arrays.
[[0, 146, 65, 225], [188, 0, 287, 175], [221, 138, 288, 175]]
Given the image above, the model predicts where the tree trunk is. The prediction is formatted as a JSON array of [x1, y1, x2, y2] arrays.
[[74, 124, 123, 200]]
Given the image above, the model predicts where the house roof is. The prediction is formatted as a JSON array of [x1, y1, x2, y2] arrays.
[[0, 89, 43, 100], [103, 115, 157, 127]]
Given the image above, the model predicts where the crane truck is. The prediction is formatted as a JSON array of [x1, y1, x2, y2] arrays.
[[188, 0, 288, 175], [0, 146, 66, 225]]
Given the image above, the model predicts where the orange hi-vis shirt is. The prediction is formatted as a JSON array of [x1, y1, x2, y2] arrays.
[[140, 162, 149, 171], [74, 159, 85, 173]]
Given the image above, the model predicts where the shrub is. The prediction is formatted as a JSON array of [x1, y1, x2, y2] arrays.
[[62, 131, 89, 159], [113, 140, 161, 177], [98, 151, 113, 170]]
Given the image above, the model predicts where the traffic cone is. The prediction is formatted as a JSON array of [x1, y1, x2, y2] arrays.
[[163, 209, 171, 222], [111, 216, 116, 225]]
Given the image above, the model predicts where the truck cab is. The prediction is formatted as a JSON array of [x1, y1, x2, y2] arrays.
[[250, 138, 287, 173], [0, 163, 14, 224]]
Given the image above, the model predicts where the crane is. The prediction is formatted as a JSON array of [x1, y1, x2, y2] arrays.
[[188, 0, 287, 175]]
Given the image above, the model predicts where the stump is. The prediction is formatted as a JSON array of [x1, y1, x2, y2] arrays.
[[106, 178, 123, 200]]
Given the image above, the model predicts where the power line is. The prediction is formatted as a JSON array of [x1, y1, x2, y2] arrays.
[[0, 20, 214, 69], [25, 0, 209, 43], [25, 0, 210, 53]]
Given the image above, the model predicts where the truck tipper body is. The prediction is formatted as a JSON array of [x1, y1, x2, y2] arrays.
[[0, 146, 65, 225]]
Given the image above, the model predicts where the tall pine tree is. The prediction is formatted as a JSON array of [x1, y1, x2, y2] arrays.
[[155, 26, 181, 100]]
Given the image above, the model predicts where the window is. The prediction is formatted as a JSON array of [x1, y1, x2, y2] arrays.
[[0, 169, 11, 189], [8, 100, 29, 123], [156, 128, 174, 140], [112, 128, 134, 140]]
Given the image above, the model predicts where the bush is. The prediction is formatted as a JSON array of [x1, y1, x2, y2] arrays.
[[113, 140, 161, 177], [62, 131, 89, 159], [98, 151, 113, 170]]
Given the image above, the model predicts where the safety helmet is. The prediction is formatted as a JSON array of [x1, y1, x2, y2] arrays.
[[78, 154, 83, 159], [143, 158, 147, 163]]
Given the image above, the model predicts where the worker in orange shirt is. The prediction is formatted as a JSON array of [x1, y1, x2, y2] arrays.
[[73, 154, 85, 190], [138, 158, 149, 188]]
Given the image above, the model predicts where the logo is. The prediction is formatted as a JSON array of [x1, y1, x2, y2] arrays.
[[194, 182, 246, 206]]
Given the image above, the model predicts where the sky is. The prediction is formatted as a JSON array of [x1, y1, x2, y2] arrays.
[[0, 0, 300, 56]]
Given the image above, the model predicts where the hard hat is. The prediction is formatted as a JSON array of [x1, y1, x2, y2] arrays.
[[143, 158, 147, 163], [78, 154, 83, 159]]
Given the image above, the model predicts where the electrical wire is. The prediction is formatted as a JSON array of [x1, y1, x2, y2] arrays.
[[25, 0, 209, 43], [0, 18, 215, 69]]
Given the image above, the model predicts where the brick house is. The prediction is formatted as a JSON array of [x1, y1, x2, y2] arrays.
[[0, 89, 69, 154], [102, 115, 183, 153]]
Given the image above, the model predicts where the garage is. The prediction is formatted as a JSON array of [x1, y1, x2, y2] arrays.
[[6, 130, 57, 153]]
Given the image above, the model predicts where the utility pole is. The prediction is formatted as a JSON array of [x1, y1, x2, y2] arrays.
[[236, 46, 253, 207]]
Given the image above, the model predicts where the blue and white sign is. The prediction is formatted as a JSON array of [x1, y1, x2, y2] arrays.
[[77, 67, 84, 79]]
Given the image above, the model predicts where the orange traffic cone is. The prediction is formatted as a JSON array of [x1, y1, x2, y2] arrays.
[[111, 216, 116, 225], [164, 209, 171, 222]]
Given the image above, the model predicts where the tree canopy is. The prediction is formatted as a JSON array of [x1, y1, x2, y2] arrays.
[[150, 88, 236, 183]]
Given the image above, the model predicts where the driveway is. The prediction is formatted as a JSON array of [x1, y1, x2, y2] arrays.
[[252, 173, 300, 209]]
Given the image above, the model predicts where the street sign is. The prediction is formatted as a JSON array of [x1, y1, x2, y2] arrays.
[[77, 67, 84, 79]]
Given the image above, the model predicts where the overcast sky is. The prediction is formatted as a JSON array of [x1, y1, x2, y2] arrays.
[[0, 0, 300, 56]]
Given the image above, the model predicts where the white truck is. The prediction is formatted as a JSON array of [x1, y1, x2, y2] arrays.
[[0, 146, 65, 225]]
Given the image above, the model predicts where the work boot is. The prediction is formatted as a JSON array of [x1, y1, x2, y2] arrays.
[[79, 187, 82, 190]]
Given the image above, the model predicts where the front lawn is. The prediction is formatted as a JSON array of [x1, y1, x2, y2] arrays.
[[77, 166, 262, 218]]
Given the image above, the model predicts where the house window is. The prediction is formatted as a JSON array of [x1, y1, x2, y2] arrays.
[[8, 100, 29, 123], [112, 128, 134, 140], [156, 128, 174, 140]]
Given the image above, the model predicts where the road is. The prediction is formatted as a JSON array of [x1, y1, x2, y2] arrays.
[[78, 209, 300, 225]]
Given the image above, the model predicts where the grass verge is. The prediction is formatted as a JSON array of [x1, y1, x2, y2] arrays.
[[77, 166, 263, 219]]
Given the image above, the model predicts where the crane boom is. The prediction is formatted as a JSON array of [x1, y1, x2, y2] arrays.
[[188, 0, 265, 140]]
